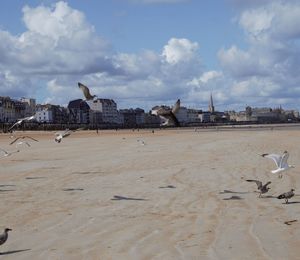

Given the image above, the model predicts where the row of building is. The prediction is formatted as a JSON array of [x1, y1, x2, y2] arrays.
[[0, 95, 299, 128]]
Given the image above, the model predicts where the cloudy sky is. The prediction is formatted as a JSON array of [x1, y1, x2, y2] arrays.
[[0, 0, 300, 111]]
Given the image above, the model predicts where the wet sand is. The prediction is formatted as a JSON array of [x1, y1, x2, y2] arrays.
[[0, 128, 299, 259]]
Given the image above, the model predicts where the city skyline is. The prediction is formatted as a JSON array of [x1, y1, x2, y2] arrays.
[[1, 1, 300, 111]]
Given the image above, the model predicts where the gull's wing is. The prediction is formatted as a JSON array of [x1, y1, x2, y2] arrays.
[[263, 181, 272, 188], [23, 115, 35, 121], [78, 82, 94, 100], [246, 179, 262, 189], [280, 151, 289, 168], [62, 129, 71, 138], [10, 137, 21, 145], [8, 120, 21, 131], [24, 136, 39, 142], [261, 153, 282, 168], [169, 112, 180, 127], [0, 148, 8, 155], [171, 99, 180, 114]]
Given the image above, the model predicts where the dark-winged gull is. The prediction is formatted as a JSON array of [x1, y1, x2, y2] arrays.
[[0, 228, 12, 246], [10, 136, 39, 146], [78, 82, 97, 101], [151, 99, 181, 127], [277, 189, 295, 204], [261, 151, 294, 178], [246, 179, 271, 197], [8, 115, 35, 132]]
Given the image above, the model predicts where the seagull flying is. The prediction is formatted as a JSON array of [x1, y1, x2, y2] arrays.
[[277, 189, 295, 204], [78, 82, 97, 101], [0, 148, 20, 158], [10, 136, 39, 145], [15, 141, 31, 148], [8, 115, 35, 132], [137, 139, 146, 145], [54, 129, 72, 143], [54, 128, 83, 143], [151, 99, 181, 127], [261, 151, 294, 178], [246, 179, 271, 197], [0, 228, 12, 246]]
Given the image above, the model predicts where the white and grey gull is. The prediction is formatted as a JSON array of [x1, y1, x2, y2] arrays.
[[8, 115, 35, 132], [261, 151, 294, 178], [0, 148, 20, 158]]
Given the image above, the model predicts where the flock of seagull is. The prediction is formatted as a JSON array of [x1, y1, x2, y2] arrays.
[[0, 83, 298, 249], [245, 150, 295, 203]]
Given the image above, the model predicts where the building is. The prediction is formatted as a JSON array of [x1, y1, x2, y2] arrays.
[[35, 104, 69, 123], [0, 96, 26, 123], [20, 97, 36, 117], [86, 98, 120, 124], [119, 108, 145, 127], [208, 93, 215, 113], [68, 99, 91, 124]]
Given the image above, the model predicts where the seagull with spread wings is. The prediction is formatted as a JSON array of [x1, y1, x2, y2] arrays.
[[261, 151, 294, 178], [10, 136, 39, 146], [151, 99, 181, 127], [246, 179, 271, 197], [78, 82, 97, 101], [54, 128, 83, 143], [0, 148, 20, 158], [8, 115, 35, 132]]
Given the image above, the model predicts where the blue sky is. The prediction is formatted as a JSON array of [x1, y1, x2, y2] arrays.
[[0, 0, 300, 111]]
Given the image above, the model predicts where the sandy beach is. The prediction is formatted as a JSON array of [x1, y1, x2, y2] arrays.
[[0, 127, 299, 259]]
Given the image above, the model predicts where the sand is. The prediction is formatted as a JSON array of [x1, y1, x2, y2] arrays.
[[0, 127, 299, 259]]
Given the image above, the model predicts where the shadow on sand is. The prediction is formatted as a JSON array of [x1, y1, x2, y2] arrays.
[[223, 196, 243, 200], [0, 189, 16, 192], [219, 190, 250, 194], [159, 185, 176, 189], [111, 195, 147, 201], [0, 249, 31, 255], [62, 188, 84, 191]]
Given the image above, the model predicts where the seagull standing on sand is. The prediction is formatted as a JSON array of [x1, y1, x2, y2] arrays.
[[277, 189, 295, 204], [78, 82, 97, 101], [8, 115, 35, 132], [0, 228, 12, 246], [246, 180, 271, 197], [261, 151, 294, 178]]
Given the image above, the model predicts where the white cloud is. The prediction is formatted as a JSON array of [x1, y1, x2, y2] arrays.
[[162, 38, 199, 65], [2, 0, 300, 111]]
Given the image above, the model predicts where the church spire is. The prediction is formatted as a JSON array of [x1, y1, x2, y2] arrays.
[[208, 93, 215, 113]]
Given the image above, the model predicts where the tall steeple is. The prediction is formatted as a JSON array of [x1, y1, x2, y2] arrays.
[[208, 93, 215, 113]]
